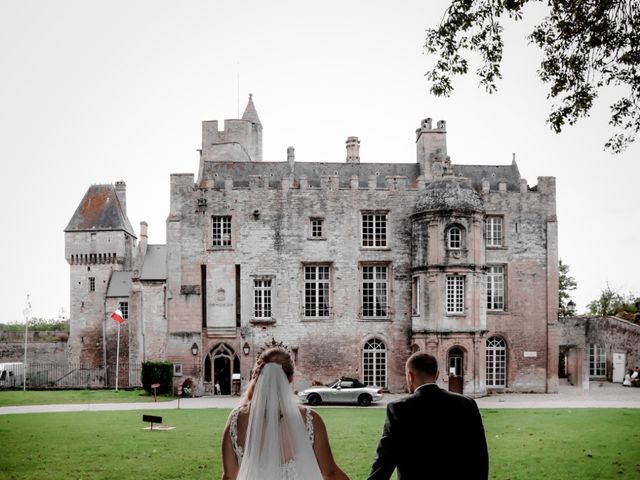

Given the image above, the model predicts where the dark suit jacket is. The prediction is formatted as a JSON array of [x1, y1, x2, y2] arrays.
[[368, 384, 489, 480]]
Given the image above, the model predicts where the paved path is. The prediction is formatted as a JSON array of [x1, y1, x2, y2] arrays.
[[1, 382, 639, 415]]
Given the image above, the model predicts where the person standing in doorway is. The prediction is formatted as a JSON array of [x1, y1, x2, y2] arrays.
[[368, 352, 489, 479]]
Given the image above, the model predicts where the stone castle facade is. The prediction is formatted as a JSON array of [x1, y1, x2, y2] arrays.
[[65, 96, 559, 395]]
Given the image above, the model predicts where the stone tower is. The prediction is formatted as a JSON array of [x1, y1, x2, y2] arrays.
[[64, 183, 136, 365], [411, 173, 488, 394], [199, 94, 263, 163]]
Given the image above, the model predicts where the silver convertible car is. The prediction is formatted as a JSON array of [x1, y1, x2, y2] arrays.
[[298, 377, 384, 406]]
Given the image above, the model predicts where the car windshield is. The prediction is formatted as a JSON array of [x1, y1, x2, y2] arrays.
[[328, 378, 364, 388]]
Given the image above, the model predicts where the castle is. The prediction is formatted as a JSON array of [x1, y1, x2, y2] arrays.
[[65, 95, 559, 395]]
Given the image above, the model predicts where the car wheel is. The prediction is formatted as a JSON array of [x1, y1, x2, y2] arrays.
[[358, 394, 372, 406], [308, 394, 322, 406]]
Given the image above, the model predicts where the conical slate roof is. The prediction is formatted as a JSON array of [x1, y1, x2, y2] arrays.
[[415, 175, 484, 214], [64, 184, 136, 235], [241, 93, 261, 125]]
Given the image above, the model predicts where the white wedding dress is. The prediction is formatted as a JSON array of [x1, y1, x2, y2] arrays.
[[232, 363, 324, 480]]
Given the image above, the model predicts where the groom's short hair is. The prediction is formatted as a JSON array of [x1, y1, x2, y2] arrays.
[[407, 352, 438, 378]]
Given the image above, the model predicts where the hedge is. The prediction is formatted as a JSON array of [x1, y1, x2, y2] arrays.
[[141, 361, 173, 394]]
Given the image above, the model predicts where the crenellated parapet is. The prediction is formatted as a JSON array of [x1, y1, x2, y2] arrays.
[[200, 95, 263, 164]]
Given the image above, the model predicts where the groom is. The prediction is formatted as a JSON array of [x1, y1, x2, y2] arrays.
[[368, 352, 489, 479]]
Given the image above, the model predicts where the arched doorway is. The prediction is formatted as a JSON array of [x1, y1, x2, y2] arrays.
[[448, 347, 464, 394], [204, 344, 240, 395], [448, 347, 464, 377]]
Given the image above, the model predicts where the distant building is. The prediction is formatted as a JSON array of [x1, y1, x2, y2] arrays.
[[65, 95, 559, 395], [559, 316, 640, 388]]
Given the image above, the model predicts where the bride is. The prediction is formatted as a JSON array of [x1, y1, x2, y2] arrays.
[[221, 347, 350, 480]]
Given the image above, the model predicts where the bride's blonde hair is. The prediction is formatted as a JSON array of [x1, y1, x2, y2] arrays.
[[240, 346, 294, 407]]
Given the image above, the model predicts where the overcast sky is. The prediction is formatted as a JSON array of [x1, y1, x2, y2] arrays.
[[1, 0, 638, 323]]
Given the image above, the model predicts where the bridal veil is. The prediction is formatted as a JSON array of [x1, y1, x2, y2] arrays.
[[236, 363, 324, 480]]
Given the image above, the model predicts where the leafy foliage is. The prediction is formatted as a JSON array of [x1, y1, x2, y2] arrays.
[[424, 0, 640, 152], [141, 361, 173, 394], [586, 283, 639, 322], [0, 318, 69, 332], [558, 259, 577, 316]]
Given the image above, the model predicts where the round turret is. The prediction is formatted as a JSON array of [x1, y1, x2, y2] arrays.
[[415, 175, 484, 214]]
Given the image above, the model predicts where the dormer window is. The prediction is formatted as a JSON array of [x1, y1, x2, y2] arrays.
[[448, 226, 462, 250]]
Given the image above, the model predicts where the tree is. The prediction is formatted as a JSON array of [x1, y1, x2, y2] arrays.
[[586, 283, 640, 323], [424, 0, 640, 152], [558, 259, 577, 316], [587, 283, 622, 316]]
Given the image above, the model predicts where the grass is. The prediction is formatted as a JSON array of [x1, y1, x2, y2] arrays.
[[0, 389, 172, 407], [0, 408, 639, 479]]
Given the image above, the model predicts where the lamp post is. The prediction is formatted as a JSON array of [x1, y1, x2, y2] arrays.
[[22, 295, 31, 392], [567, 300, 576, 316]]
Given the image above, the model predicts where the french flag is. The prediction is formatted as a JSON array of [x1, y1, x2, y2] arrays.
[[111, 309, 125, 324]]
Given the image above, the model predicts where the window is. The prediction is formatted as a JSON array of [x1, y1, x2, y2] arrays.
[[212, 216, 232, 247], [486, 336, 506, 387], [412, 276, 420, 316], [487, 266, 505, 311], [89, 277, 96, 292], [446, 275, 464, 314], [361, 213, 387, 248], [448, 226, 462, 250], [589, 344, 606, 377], [363, 338, 387, 387], [253, 278, 273, 319], [173, 364, 183, 377], [310, 218, 324, 238], [486, 216, 503, 247], [304, 265, 330, 317], [119, 302, 129, 320], [362, 265, 388, 318]]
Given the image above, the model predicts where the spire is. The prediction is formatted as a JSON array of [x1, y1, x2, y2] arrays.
[[241, 93, 261, 125]]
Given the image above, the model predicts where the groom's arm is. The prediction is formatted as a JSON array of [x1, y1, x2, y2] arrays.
[[468, 399, 489, 480], [367, 402, 400, 480]]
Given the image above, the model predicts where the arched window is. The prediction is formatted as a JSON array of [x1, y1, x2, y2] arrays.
[[486, 336, 506, 387], [448, 347, 464, 377], [363, 338, 387, 388], [448, 226, 462, 250]]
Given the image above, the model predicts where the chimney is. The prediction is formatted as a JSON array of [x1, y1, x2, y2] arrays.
[[134, 221, 149, 274], [115, 180, 127, 213], [346, 136, 360, 163], [140, 221, 148, 240], [416, 118, 447, 180], [287, 146, 295, 172]]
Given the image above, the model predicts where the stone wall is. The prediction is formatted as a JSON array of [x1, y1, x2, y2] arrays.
[[164, 164, 557, 393], [560, 316, 640, 383], [167, 174, 418, 392], [0, 334, 67, 364]]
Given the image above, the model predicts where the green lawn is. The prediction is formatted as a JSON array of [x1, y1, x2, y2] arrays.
[[0, 389, 172, 407], [0, 408, 639, 479]]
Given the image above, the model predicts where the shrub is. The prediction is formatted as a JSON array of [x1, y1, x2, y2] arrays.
[[141, 361, 173, 394]]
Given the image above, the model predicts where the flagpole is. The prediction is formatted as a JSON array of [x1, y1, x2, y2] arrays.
[[23, 294, 31, 392], [115, 322, 120, 392]]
